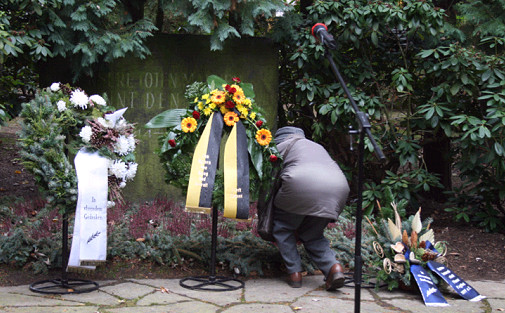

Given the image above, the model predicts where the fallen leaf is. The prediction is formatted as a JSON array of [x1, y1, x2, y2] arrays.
[[293, 307, 303, 311], [136, 238, 145, 242], [14, 170, 21, 174], [158, 286, 169, 293], [67, 288, 74, 293], [496, 308, 504, 312], [118, 299, 126, 303]]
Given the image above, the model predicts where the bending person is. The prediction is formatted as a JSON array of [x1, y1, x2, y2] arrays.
[[273, 126, 350, 290]]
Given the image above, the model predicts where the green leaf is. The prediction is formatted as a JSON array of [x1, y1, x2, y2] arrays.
[[145, 109, 187, 128], [248, 138, 263, 179], [450, 83, 460, 95], [494, 142, 504, 156], [482, 69, 492, 82], [207, 75, 227, 90], [241, 83, 255, 99], [371, 31, 378, 46]]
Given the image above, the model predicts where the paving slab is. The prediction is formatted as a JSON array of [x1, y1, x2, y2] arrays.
[[465, 280, 505, 299], [61, 290, 120, 306], [105, 301, 219, 313], [386, 297, 487, 313], [131, 278, 243, 306], [0, 306, 99, 313], [136, 291, 194, 306], [244, 276, 319, 303], [99, 282, 155, 299], [487, 298, 505, 311], [222, 303, 293, 313], [0, 293, 79, 307]]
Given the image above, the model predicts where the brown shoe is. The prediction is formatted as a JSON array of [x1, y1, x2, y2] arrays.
[[288, 272, 302, 288], [325, 263, 345, 291]]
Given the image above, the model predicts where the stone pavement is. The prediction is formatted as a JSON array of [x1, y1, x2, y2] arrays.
[[0, 275, 503, 313]]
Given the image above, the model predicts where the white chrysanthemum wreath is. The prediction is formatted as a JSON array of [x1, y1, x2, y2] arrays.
[[19, 83, 138, 212]]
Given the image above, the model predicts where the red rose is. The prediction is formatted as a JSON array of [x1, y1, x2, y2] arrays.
[[232, 77, 241, 83], [229, 87, 236, 94], [255, 120, 263, 127], [168, 139, 176, 147], [269, 155, 278, 162], [225, 84, 231, 91], [225, 100, 235, 109], [192, 110, 200, 119]]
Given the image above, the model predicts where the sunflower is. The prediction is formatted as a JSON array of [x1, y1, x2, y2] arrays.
[[181, 117, 197, 133], [224, 111, 239, 126], [256, 129, 272, 146], [210, 90, 226, 105]]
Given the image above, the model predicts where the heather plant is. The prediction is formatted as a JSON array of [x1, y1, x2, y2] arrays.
[[0, 197, 375, 276]]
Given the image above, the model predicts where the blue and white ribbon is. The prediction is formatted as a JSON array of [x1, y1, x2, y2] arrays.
[[427, 261, 486, 302], [410, 264, 449, 307]]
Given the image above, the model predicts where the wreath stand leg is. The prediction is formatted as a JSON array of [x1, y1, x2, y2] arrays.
[[29, 213, 99, 294], [179, 207, 244, 291]]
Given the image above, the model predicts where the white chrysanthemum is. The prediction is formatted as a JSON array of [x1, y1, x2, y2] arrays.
[[115, 118, 127, 129], [89, 94, 106, 106], [114, 135, 131, 156], [108, 160, 127, 180], [70, 90, 89, 109], [127, 134, 136, 151], [56, 100, 67, 112], [97, 117, 113, 128], [125, 162, 138, 180], [107, 201, 115, 209], [119, 181, 127, 188], [50, 82, 60, 92], [79, 126, 93, 143]]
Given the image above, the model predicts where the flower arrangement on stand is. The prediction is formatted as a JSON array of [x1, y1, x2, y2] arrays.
[[146, 75, 279, 209], [368, 202, 448, 290], [18, 83, 138, 212]]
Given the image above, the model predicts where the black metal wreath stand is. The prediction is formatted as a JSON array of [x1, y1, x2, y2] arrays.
[[29, 212, 99, 294], [179, 207, 244, 291]]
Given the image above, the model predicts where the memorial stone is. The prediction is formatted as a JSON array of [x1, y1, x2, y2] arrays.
[[40, 34, 279, 201]]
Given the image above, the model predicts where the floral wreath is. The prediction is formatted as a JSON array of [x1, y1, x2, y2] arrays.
[[146, 75, 279, 207], [368, 203, 448, 290], [19, 83, 138, 212]]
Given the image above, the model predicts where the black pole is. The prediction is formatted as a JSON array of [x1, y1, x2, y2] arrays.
[[209, 206, 218, 280], [321, 49, 386, 313], [62, 212, 69, 284], [30, 211, 99, 294]]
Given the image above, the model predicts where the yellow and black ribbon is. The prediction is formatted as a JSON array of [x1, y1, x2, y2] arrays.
[[223, 120, 249, 220], [185, 112, 223, 214], [185, 112, 250, 220]]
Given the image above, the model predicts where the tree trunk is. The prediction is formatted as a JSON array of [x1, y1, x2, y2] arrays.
[[423, 133, 452, 201]]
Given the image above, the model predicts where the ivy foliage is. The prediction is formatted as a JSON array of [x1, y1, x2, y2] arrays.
[[273, 0, 505, 231]]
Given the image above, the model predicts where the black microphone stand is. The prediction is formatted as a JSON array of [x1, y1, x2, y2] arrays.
[[321, 46, 386, 313]]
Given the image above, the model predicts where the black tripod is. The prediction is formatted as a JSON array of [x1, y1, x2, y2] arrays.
[[179, 207, 244, 291], [319, 42, 386, 312], [29, 213, 99, 294]]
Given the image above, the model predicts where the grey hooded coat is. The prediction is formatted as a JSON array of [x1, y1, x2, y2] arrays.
[[273, 127, 350, 220]]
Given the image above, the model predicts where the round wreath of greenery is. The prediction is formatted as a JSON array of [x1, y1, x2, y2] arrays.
[[146, 75, 280, 209], [18, 83, 138, 214]]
